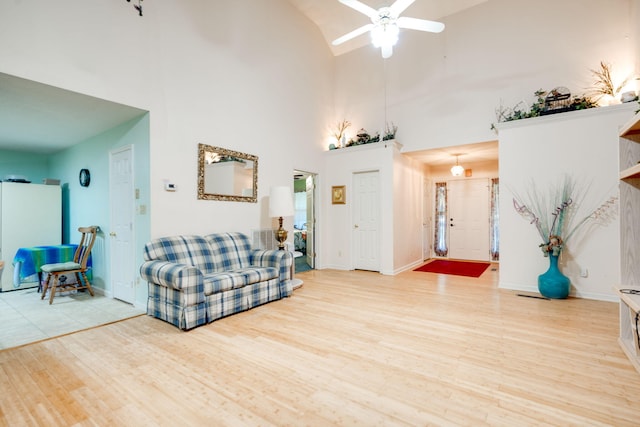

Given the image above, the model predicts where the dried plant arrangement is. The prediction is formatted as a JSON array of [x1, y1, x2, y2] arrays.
[[589, 61, 630, 100], [331, 119, 351, 146]]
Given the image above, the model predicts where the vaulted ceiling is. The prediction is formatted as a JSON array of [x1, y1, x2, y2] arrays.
[[286, 0, 498, 166], [0, 1, 496, 166]]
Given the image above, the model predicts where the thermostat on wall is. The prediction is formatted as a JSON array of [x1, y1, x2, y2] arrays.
[[165, 182, 177, 192]]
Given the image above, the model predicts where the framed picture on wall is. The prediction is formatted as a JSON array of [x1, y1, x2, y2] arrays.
[[332, 185, 346, 204]]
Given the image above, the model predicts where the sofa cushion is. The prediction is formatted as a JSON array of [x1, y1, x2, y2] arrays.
[[203, 267, 278, 295], [204, 232, 253, 271], [143, 235, 216, 273]]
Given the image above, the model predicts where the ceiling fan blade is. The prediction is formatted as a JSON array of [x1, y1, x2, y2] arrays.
[[389, 0, 415, 17], [397, 16, 445, 33], [332, 23, 374, 45], [338, 0, 378, 18]]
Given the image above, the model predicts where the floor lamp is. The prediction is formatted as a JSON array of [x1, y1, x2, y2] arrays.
[[269, 186, 294, 250]]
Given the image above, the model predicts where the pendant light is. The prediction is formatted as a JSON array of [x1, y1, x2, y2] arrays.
[[451, 155, 464, 176]]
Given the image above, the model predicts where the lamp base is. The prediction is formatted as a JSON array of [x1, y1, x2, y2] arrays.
[[275, 216, 287, 250], [276, 229, 288, 250]]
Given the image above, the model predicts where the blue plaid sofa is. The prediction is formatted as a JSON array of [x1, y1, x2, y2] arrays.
[[140, 232, 293, 330]]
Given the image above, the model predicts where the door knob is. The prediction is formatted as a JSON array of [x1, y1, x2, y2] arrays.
[[354, 224, 359, 229], [109, 232, 117, 237]]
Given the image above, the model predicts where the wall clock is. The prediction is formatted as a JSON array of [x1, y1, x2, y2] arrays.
[[79, 169, 91, 187]]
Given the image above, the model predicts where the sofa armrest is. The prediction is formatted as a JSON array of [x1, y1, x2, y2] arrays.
[[250, 250, 292, 282], [140, 260, 203, 291]]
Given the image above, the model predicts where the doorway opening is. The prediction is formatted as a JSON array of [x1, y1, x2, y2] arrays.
[[293, 170, 317, 273], [433, 178, 499, 262]]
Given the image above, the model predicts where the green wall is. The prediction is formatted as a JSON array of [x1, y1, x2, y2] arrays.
[[0, 150, 50, 183], [48, 113, 150, 305]]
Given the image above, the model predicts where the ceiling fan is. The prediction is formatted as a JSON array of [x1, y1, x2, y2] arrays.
[[332, 0, 445, 59]]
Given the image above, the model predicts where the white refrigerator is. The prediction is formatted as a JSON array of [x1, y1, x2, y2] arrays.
[[0, 182, 62, 291]]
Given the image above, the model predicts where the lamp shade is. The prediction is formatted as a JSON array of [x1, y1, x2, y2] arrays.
[[269, 186, 294, 217]]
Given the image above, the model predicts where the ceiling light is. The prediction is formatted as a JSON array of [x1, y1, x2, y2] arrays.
[[451, 155, 465, 176], [332, 0, 444, 59]]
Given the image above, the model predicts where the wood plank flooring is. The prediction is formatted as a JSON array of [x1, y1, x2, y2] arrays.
[[1, 266, 639, 426]]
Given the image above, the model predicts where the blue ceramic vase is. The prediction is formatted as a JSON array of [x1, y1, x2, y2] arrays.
[[538, 254, 570, 299]]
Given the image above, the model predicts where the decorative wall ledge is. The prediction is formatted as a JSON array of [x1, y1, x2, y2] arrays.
[[493, 103, 638, 133]]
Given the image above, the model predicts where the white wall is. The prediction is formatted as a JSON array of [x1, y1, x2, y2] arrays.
[[0, 0, 333, 242], [145, 1, 334, 238], [320, 141, 424, 274], [498, 103, 637, 301], [0, 1, 332, 306], [392, 147, 425, 272], [321, 142, 396, 274], [333, 0, 639, 152], [329, 0, 638, 298], [2, 1, 639, 297]]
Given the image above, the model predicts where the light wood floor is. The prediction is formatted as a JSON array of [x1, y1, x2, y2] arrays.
[[1, 266, 639, 426]]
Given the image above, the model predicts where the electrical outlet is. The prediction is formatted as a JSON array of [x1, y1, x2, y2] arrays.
[[580, 267, 588, 278]]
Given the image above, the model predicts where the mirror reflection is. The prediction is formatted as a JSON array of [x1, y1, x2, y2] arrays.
[[197, 143, 258, 202]]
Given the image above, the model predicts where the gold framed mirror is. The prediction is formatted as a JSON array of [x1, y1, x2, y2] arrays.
[[197, 143, 258, 202]]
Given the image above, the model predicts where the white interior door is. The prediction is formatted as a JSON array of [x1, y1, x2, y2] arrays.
[[353, 171, 380, 271], [109, 146, 135, 304], [448, 178, 490, 261], [305, 175, 315, 268]]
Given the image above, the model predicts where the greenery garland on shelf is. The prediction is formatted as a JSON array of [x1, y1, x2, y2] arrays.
[[490, 89, 598, 131], [329, 121, 397, 150], [491, 61, 639, 130]]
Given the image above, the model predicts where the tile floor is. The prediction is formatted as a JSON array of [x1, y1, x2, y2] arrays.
[[0, 286, 145, 350]]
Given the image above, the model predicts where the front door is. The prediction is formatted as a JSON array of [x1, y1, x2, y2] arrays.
[[109, 146, 135, 304], [353, 171, 380, 271], [448, 178, 490, 261]]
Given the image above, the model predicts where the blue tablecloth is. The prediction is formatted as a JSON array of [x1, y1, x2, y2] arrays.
[[13, 244, 92, 281]]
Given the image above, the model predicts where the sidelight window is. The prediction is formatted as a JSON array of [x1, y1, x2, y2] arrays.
[[434, 182, 448, 256]]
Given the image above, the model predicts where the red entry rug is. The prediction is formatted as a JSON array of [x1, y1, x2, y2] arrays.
[[414, 260, 490, 278]]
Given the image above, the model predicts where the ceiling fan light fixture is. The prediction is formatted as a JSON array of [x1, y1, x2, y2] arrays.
[[371, 22, 399, 49], [332, 0, 443, 59]]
